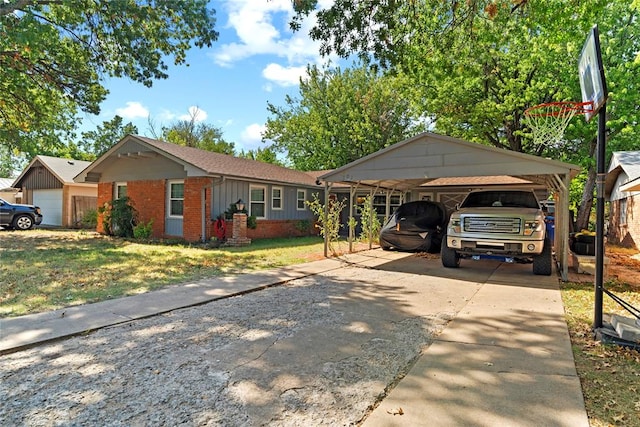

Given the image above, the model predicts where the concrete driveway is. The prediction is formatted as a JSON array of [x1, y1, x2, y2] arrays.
[[0, 249, 588, 426]]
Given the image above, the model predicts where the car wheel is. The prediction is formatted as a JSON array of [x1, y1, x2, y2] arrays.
[[13, 214, 34, 230], [533, 238, 553, 276], [441, 241, 460, 268]]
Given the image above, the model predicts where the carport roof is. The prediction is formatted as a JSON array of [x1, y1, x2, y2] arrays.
[[318, 132, 580, 191]]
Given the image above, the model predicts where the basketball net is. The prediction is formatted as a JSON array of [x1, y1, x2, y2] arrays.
[[524, 101, 593, 147]]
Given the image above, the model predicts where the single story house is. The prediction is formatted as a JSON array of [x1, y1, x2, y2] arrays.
[[74, 135, 324, 242], [12, 155, 97, 227], [606, 151, 640, 249]]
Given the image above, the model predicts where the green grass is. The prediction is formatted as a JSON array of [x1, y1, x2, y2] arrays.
[[0, 230, 326, 317], [560, 279, 640, 426]]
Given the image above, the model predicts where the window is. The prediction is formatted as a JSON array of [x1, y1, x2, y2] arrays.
[[115, 183, 127, 199], [168, 181, 184, 217], [297, 189, 306, 210], [620, 198, 628, 225], [250, 185, 266, 218], [272, 187, 283, 210]]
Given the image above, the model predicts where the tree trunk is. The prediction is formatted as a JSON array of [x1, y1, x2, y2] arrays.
[[575, 166, 596, 232], [575, 136, 598, 232]]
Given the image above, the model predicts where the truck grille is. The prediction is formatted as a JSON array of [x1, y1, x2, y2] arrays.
[[463, 217, 521, 234]]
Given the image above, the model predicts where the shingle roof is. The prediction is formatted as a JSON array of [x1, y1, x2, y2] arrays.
[[134, 136, 321, 187], [13, 155, 93, 187]]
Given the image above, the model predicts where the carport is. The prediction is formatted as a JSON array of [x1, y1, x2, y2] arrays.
[[319, 132, 580, 280]]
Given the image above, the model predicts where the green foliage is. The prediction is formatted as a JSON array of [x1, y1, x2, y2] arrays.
[[356, 195, 381, 243], [98, 197, 137, 238], [295, 219, 311, 234], [133, 219, 154, 240], [264, 62, 425, 170], [224, 203, 247, 220], [81, 209, 98, 229], [238, 146, 284, 166], [247, 215, 257, 230], [78, 116, 138, 159], [0, 0, 218, 157], [161, 108, 235, 154], [305, 193, 346, 255]]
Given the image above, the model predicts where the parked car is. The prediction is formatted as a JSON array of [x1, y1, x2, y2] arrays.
[[0, 198, 43, 230], [379, 200, 448, 252]]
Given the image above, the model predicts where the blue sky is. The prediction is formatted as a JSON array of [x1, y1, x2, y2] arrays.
[[79, 0, 337, 153]]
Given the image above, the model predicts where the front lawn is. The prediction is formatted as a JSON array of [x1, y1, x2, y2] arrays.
[[0, 229, 326, 317]]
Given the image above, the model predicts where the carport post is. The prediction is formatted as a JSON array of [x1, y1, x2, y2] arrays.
[[323, 182, 329, 258]]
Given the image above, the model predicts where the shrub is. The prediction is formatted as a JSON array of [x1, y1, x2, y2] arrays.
[[133, 219, 154, 239], [98, 197, 137, 237]]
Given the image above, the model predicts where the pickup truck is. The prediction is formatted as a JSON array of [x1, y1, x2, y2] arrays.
[[0, 198, 43, 230], [441, 190, 552, 275]]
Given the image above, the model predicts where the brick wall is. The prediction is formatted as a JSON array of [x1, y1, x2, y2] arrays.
[[128, 180, 166, 239], [183, 177, 212, 242], [219, 218, 319, 240]]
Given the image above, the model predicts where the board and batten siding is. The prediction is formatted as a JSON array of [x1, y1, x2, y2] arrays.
[[211, 179, 320, 221]]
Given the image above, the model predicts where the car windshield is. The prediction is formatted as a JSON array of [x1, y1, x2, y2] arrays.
[[461, 191, 540, 209]]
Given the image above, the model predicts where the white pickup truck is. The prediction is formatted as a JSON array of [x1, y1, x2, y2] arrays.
[[441, 190, 552, 275]]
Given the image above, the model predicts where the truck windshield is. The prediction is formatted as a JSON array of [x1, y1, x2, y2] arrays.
[[461, 191, 540, 209]]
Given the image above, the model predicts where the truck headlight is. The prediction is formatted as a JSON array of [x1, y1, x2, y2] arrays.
[[524, 220, 541, 236], [449, 219, 461, 233]]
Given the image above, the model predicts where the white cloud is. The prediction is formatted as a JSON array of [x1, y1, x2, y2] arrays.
[[239, 123, 266, 150], [262, 63, 307, 87], [211, 0, 334, 88], [115, 101, 149, 119]]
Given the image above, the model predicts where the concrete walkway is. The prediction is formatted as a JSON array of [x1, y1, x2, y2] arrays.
[[0, 249, 589, 426]]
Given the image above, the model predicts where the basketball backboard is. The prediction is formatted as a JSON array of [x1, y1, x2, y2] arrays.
[[578, 25, 607, 122]]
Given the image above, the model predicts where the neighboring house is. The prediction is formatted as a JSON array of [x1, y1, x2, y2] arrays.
[[605, 151, 640, 249], [12, 156, 97, 227], [74, 135, 323, 242], [0, 178, 19, 203]]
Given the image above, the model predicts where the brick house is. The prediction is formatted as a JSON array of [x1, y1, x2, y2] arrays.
[[605, 151, 640, 249], [74, 135, 323, 242], [12, 155, 97, 227]]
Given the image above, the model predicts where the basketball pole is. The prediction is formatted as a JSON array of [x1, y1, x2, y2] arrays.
[[593, 102, 606, 330]]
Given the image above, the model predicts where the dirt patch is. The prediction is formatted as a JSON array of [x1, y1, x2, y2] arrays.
[[568, 245, 640, 290]]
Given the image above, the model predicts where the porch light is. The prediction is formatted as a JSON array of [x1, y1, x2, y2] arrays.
[[235, 199, 245, 211]]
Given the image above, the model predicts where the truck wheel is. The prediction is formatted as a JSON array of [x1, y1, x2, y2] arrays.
[[533, 238, 552, 276], [13, 214, 34, 230], [441, 242, 460, 268]]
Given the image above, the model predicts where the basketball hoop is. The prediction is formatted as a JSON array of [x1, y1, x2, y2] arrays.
[[524, 101, 593, 147]]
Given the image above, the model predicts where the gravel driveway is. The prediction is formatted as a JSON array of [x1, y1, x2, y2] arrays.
[[1, 264, 467, 426]]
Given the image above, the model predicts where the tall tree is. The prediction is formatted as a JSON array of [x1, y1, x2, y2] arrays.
[[161, 108, 235, 155], [78, 116, 138, 159], [264, 63, 426, 170], [238, 146, 284, 166], [291, 1, 640, 230], [0, 0, 218, 157]]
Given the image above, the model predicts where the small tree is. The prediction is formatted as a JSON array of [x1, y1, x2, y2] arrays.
[[306, 193, 346, 256], [357, 194, 381, 244]]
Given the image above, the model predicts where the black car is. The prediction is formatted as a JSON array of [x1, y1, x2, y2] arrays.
[[379, 200, 448, 252], [0, 198, 43, 230]]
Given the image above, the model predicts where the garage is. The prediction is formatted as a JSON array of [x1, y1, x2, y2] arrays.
[[33, 189, 63, 226], [319, 132, 580, 280]]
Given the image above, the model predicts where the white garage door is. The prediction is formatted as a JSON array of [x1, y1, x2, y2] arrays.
[[33, 189, 63, 226]]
